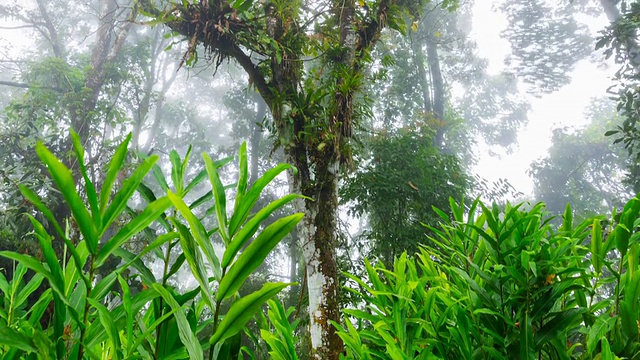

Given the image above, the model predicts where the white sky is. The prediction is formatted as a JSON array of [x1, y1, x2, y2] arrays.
[[470, 0, 617, 199]]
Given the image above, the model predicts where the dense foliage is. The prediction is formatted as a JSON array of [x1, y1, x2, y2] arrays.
[[0, 134, 300, 359], [3, 138, 640, 359]]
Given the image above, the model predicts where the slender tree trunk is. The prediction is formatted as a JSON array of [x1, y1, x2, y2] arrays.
[[426, 36, 445, 148], [410, 33, 433, 115]]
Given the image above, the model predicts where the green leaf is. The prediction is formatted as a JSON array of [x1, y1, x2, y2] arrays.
[[586, 317, 615, 354], [70, 130, 100, 225], [592, 219, 603, 275], [600, 337, 614, 360], [184, 168, 208, 196], [100, 133, 132, 215], [152, 284, 203, 360], [210, 282, 290, 346], [35, 142, 98, 253], [0, 325, 37, 352], [222, 194, 301, 267], [170, 149, 184, 194], [234, 142, 248, 214], [203, 153, 229, 243], [171, 218, 215, 311], [217, 213, 303, 301], [101, 154, 159, 238], [534, 308, 585, 349], [87, 298, 122, 360], [520, 311, 535, 360], [96, 196, 172, 267], [560, 203, 572, 234], [167, 191, 222, 280], [227, 163, 292, 238]]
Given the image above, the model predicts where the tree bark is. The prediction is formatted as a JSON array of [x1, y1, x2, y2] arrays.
[[411, 34, 433, 115], [426, 36, 445, 148]]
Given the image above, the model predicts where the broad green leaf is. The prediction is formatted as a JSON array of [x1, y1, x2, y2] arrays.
[[222, 194, 301, 267], [87, 298, 122, 360], [70, 130, 100, 225], [0, 325, 37, 352], [534, 308, 585, 349], [19, 185, 64, 238], [100, 133, 132, 214], [152, 284, 203, 360], [36, 142, 98, 253], [117, 274, 133, 350], [210, 282, 290, 346], [203, 153, 229, 243], [586, 317, 615, 354], [560, 203, 572, 234], [227, 163, 292, 238], [101, 154, 159, 238], [217, 213, 303, 301], [592, 219, 603, 275], [171, 218, 215, 310], [184, 168, 208, 196], [167, 191, 222, 280], [27, 289, 52, 326], [234, 142, 248, 214], [96, 196, 172, 267], [170, 149, 184, 194], [600, 337, 615, 360]]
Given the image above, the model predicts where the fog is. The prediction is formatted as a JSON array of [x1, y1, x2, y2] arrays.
[[0, 0, 638, 358]]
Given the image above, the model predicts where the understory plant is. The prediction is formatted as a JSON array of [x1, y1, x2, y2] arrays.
[[0, 130, 302, 359], [337, 197, 640, 359]]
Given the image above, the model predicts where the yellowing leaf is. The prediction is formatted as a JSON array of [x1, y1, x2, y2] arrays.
[[435, 31, 442, 37], [411, 21, 419, 32]]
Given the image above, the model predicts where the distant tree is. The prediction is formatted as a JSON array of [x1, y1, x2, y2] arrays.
[[341, 122, 468, 265], [529, 98, 633, 218]]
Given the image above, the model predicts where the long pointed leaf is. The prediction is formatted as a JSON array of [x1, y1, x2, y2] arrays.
[[152, 284, 203, 360], [203, 153, 229, 243], [217, 213, 303, 301], [210, 282, 290, 346], [101, 154, 159, 238], [168, 191, 222, 280], [222, 194, 302, 267], [35, 142, 98, 253], [70, 130, 101, 226], [100, 133, 132, 214], [227, 163, 291, 238], [96, 196, 172, 267], [234, 142, 248, 214]]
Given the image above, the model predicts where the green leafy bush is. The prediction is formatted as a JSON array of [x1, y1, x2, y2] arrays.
[[337, 197, 640, 359], [0, 131, 301, 359]]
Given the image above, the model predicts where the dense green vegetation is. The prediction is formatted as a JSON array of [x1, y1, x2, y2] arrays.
[[2, 135, 640, 359], [2, 0, 640, 359]]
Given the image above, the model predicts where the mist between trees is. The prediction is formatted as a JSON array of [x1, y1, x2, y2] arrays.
[[1, 0, 640, 359]]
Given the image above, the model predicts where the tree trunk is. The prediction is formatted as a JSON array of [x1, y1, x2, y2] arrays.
[[287, 152, 342, 360], [426, 36, 445, 148], [410, 33, 433, 115]]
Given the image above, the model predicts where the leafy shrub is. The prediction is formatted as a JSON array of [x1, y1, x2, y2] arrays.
[[337, 197, 640, 359], [0, 131, 301, 359]]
